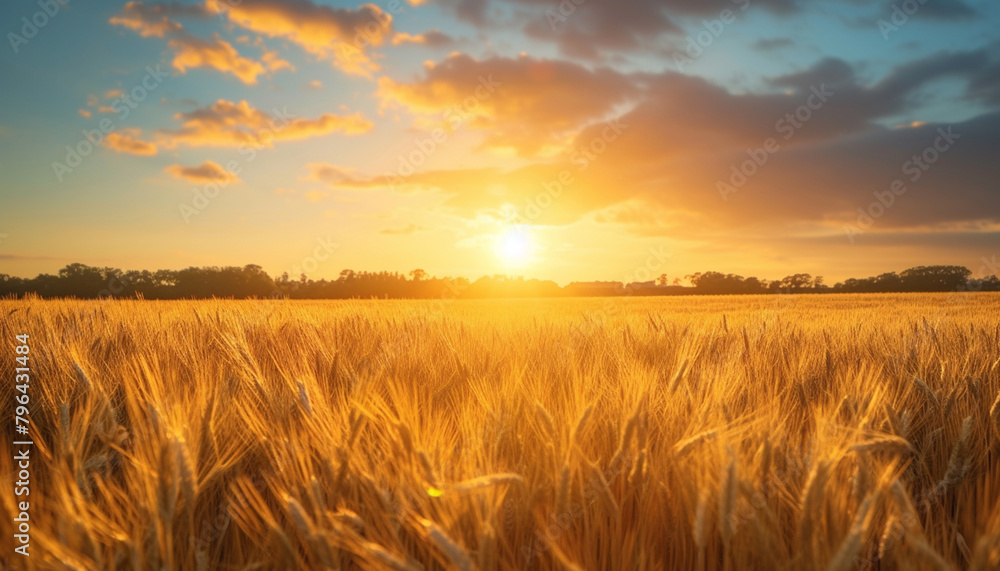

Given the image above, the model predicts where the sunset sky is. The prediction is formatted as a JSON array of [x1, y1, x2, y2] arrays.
[[1, 0, 999, 284]]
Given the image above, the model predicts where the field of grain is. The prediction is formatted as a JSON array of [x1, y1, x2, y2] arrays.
[[2, 293, 999, 570]]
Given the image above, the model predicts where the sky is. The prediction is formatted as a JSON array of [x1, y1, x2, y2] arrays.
[[1, 0, 999, 285]]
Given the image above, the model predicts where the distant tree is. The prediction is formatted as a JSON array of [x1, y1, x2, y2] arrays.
[[872, 272, 902, 292], [899, 266, 971, 292], [743, 276, 766, 293], [690, 271, 748, 294], [969, 275, 1000, 291], [779, 273, 813, 291], [57, 263, 106, 297], [0, 262, 980, 299]]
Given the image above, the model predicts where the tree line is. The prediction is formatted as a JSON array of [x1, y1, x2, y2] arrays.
[[0, 263, 994, 299]]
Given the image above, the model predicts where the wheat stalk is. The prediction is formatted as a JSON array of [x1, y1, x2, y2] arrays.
[[556, 465, 570, 516], [719, 455, 737, 547], [571, 404, 594, 444], [451, 473, 524, 492], [422, 519, 475, 571], [936, 416, 973, 494], [587, 461, 620, 523], [878, 515, 902, 559], [827, 495, 874, 571], [536, 403, 557, 439], [914, 377, 940, 410], [674, 430, 718, 457], [989, 391, 1000, 439]]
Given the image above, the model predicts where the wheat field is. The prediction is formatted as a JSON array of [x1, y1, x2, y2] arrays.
[[2, 293, 999, 570]]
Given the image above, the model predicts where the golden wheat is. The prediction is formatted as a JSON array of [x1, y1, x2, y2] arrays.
[[1, 293, 999, 570]]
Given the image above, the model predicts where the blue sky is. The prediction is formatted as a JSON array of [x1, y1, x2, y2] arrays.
[[1, 0, 999, 283]]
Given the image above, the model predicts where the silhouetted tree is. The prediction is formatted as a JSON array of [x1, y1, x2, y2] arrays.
[[0, 263, 990, 299], [899, 266, 972, 292]]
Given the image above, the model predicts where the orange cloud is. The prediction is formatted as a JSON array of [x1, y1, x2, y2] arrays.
[[164, 160, 239, 183], [303, 162, 358, 185], [110, 2, 290, 85], [159, 99, 373, 148], [391, 30, 453, 47], [169, 34, 288, 85], [206, 0, 393, 77], [78, 109, 92, 118], [377, 54, 636, 155], [108, 1, 186, 37], [103, 129, 158, 156]]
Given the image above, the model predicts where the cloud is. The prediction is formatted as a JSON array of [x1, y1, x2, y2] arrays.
[[164, 160, 240, 183], [103, 129, 158, 156], [108, 1, 197, 37], [303, 162, 358, 185], [206, 0, 394, 77], [377, 53, 636, 154], [338, 48, 1000, 243], [336, 164, 610, 225], [109, 1, 291, 85], [168, 34, 290, 84], [159, 99, 373, 148], [443, 0, 797, 58], [78, 109, 92, 118], [392, 30, 454, 47]]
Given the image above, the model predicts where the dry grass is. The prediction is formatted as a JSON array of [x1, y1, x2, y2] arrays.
[[2, 293, 1000, 570]]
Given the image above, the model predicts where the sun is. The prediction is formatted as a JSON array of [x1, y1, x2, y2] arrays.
[[495, 226, 536, 266]]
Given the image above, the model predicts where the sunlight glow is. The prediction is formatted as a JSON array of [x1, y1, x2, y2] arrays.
[[495, 226, 536, 267]]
